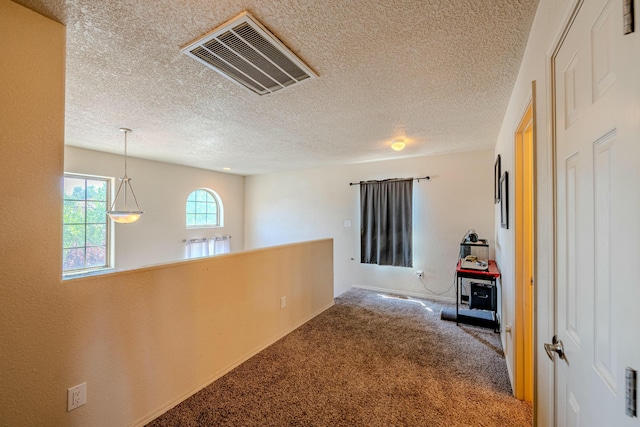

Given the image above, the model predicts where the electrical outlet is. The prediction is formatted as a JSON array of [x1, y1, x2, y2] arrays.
[[416, 270, 424, 279], [280, 296, 286, 309], [67, 382, 87, 411]]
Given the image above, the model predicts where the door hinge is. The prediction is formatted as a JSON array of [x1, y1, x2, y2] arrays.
[[624, 0, 635, 35], [627, 367, 637, 417]]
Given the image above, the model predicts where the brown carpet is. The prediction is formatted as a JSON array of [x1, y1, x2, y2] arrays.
[[148, 288, 532, 426]]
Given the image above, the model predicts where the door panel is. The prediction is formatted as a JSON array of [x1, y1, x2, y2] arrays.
[[593, 131, 616, 391], [553, 0, 639, 425]]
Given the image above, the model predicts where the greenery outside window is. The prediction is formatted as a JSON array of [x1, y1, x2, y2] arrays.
[[186, 189, 222, 228], [63, 174, 111, 274]]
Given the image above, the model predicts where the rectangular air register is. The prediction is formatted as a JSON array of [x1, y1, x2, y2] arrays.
[[181, 11, 317, 96]]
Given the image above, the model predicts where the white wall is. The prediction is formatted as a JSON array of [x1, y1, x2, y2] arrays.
[[493, 0, 572, 423], [65, 146, 245, 270], [245, 150, 495, 299]]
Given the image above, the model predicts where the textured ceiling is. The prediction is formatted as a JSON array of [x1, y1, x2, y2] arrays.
[[15, 0, 538, 176]]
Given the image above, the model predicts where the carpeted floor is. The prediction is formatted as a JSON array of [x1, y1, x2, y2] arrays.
[[148, 288, 532, 426]]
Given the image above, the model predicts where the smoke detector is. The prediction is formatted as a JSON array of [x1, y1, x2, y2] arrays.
[[181, 11, 317, 95]]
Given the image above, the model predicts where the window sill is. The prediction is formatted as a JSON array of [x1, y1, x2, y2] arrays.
[[62, 268, 115, 280]]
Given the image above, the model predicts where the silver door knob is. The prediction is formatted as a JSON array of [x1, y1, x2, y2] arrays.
[[544, 335, 565, 361]]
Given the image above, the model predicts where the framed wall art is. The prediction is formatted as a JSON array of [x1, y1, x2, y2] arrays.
[[494, 155, 501, 204], [500, 171, 509, 229]]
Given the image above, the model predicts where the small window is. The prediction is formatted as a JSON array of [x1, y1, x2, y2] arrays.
[[63, 174, 111, 274], [186, 189, 222, 228]]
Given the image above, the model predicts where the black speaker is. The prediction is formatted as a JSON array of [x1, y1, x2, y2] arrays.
[[469, 282, 496, 311]]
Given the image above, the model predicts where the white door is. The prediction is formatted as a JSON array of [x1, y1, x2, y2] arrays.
[[552, 0, 640, 425]]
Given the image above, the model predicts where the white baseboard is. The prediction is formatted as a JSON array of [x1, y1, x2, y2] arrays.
[[131, 300, 335, 427], [351, 284, 455, 304]]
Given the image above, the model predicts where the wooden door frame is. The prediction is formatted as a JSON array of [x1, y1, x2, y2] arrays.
[[514, 94, 536, 402]]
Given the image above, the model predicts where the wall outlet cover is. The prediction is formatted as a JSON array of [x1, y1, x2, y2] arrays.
[[67, 382, 87, 411]]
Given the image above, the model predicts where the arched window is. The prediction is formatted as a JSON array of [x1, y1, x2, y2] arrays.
[[186, 189, 223, 228]]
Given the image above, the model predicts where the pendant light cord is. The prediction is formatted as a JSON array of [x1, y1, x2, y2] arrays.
[[123, 129, 129, 177]]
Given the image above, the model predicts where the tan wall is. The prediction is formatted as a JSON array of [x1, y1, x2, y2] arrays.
[[0, 0, 67, 422], [0, 2, 334, 426], [66, 240, 334, 426]]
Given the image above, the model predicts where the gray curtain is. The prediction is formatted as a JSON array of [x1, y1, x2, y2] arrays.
[[360, 178, 413, 267]]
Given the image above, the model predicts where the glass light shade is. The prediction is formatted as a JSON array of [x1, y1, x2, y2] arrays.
[[107, 211, 143, 224], [391, 140, 406, 151]]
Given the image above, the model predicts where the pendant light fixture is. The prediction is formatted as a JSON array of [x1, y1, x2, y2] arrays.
[[107, 128, 143, 224]]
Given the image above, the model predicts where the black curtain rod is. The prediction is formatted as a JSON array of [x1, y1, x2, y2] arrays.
[[349, 176, 430, 186]]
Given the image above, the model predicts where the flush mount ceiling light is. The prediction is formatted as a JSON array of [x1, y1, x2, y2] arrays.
[[181, 11, 317, 96], [107, 128, 143, 224], [391, 139, 406, 151]]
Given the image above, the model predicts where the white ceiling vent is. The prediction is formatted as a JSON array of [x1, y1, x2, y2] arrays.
[[181, 11, 317, 96]]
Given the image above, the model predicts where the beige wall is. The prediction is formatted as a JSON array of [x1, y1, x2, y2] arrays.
[[65, 146, 245, 270], [0, 0, 66, 421], [62, 240, 334, 426], [0, 2, 334, 426], [245, 150, 496, 299], [493, 0, 572, 423]]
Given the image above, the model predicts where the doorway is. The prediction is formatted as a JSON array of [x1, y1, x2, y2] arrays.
[[514, 97, 534, 402]]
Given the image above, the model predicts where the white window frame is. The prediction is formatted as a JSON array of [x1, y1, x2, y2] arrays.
[[186, 188, 224, 229], [62, 173, 114, 276]]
